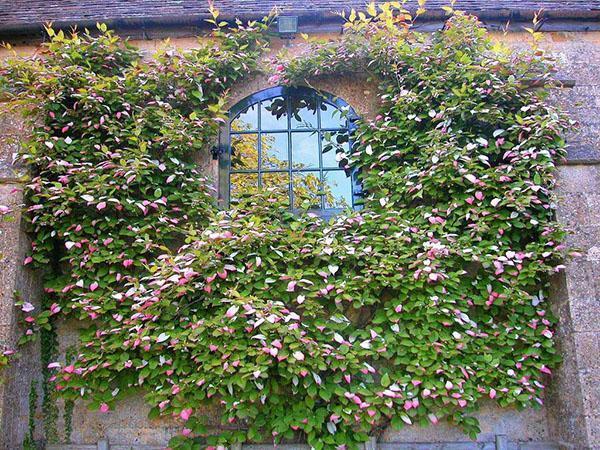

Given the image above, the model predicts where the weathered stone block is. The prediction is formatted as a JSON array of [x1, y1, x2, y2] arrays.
[[381, 402, 549, 444], [579, 370, 600, 416], [0, 184, 23, 326], [0, 136, 26, 181], [0, 135, 19, 160], [570, 298, 600, 333], [562, 261, 599, 301], [574, 332, 600, 370], [565, 144, 600, 164], [555, 192, 589, 228], [0, 111, 26, 137], [586, 414, 600, 449], [556, 165, 600, 195], [519, 444, 560, 450], [583, 193, 600, 226], [562, 225, 600, 254]]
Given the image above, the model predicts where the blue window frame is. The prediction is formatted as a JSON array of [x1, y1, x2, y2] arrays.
[[219, 86, 362, 216]]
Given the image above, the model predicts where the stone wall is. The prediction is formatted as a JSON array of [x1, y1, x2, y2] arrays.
[[0, 114, 43, 448], [0, 29, 599, 450]]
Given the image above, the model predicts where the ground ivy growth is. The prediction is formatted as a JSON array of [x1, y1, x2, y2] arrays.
[[1, 4, 572, 449]]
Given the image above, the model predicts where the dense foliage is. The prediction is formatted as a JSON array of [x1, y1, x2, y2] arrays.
[[1, 4, 572, 449]]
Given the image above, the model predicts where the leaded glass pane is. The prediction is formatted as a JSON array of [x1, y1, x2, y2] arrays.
[[230, 173, 258, 202], [262, 172, 291, 206], [261, 97, 287, 130], [231, 104, 258, 132], [320, 101, 346, 129], [291, 96, 318, 129], [323, 170, 352, 209], [291, 132, 319, 169], [231, 134, 258, 170], [321, 131, 350, 168], [261, 133, 289, 170], [293, 171, 322, 209]]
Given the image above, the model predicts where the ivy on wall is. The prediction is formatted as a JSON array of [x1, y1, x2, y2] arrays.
[[0, 4, 573, 449]]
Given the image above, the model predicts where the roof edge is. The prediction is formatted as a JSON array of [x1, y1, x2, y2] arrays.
[[1, 7, 600, 41]]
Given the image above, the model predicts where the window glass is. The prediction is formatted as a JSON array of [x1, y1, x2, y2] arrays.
[[231, 104, 258, 132], [321, 131, 350, 168], [323, 170, 352, 209], [261, 133, 289, 170], [293, 171, 322, 209], [262, 172, 291, 206], [261, 97, 287, 130], [226, 88, 358, 214], [231, 134, 258, 170], [320, 101, 347, 129], [291, 96, 318, 129], [292, 132, 319, 169], [230, 173, 258, 202]]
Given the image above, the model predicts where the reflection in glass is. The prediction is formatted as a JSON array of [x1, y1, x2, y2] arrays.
[[262, 172, 291, 206], [323, 170, 352, 209], [261, 97, 288, 130], [231, 104, 258, 131], [230, 173, 258, 202], [291, 96, 318, 129], [293, 171, 322, 209], [231, 134, 258, 170], [261, 133, 289, 170], [320, 101, 347, 129], [228, 89, 358, 213], [321, 131, 350, 168], [292, 132, 319, 169]]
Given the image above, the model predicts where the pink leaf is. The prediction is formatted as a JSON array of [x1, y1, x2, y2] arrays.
[[21, 302, 35, 313], [180, 408, 193, 421], [225, 305, 239, 318]]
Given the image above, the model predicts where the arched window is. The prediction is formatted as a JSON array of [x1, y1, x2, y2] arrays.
[[219, 86, 361, 216]]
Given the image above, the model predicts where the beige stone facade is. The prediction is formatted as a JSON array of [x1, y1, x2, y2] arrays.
[[0, 28, 599, 450]]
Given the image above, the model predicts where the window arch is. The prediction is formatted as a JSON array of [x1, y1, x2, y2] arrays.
[[218, 86, 361, 216]]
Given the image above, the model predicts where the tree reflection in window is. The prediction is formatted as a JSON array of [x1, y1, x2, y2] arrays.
[[225, 87, 360, 214]]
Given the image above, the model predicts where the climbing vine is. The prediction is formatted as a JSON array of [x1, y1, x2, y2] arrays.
[[0, 4, 573, 449], [23, 380, 39, 449]]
